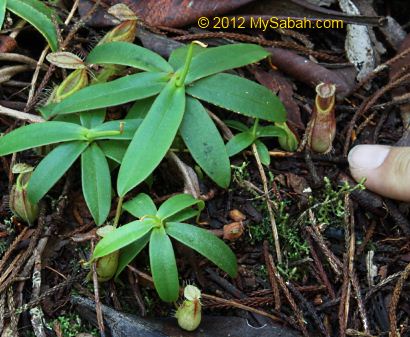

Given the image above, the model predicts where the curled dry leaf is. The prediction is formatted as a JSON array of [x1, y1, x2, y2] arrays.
[[338, 0, 376, 82], [46, 52, 85, 69], [268, 48, 352, 100], [241, 0, 382, 26], [0, 36, 17, 53], [228, 209, 246, 222], [223, 222, 244, 241], [108, 4, 137, 22], [79, 0, 255, 27], [252, 67, 304, 129]]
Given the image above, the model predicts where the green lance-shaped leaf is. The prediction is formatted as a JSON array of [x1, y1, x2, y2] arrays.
[[27, 141, 88, 203], [7, 0, 59, 51], [179, 98, 231, 188], [225, 120, 249, 132], [0, 0, 6, 29], [80, 109, 106, 129], [184, 44, 269, 84], [99, 140, 128, 164], [93, 219, 155, 259], [39, 72, 169, 117], [256, 125, 287, 138], [126, 97, 155, 120], [166, 222, 238, 278], [166, 209, 201, 223], [123, 193, 157, 219], [0, 122, 87, 156], [254, 140, 270, 166], [12, 0, 57, 20], [149, 227, 179, 302], [168, 44, 207, 70], [81, 143, 112, 226], [187, 73, 287, 122], [157, 194, 204, 221], [226, 132, 254, 157], [115, 234, 150, 280], [87, 41, 173, 73], [117, 80, 185, 196]]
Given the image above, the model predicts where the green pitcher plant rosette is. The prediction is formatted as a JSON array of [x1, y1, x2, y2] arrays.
[[0, 41, 287, 226], [92, 193, 238, 302], [40, 41, 286, 194], [0, 115, 141, 225]]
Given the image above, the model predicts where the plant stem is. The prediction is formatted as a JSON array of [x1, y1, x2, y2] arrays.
[[113, 196, 124, 228], [86, 129, 122, 140], [251, 143, 282, 264], [251, 118, 259, 137], [176, 42, 196, 87]]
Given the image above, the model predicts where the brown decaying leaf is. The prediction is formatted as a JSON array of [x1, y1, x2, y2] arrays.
[[251, 67, 304, 130], [79, 0, 255, 27], [223, 222, 244, 241], [238, 0, 383, 26], [0, 36, 17, 53], [268, 47, 353, 100]]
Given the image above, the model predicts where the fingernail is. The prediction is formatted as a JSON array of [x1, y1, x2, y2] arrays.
[[348, 145, 391, 169]]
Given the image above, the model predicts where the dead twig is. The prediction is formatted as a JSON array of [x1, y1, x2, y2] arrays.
[[128, 266, 282, 323], [354, 46, 410, 92], [263, 241, 281, 311], [0, 65, 32, 84], [344, 72, 410, 155], [127, 270, 146, 316], [174, 32, 341, 62], [202, 293, 282, 323], [267, 255, 309, 337], [388, 261, 410, 337], [307, 236, 336, 299], [0, 105, 45, 123], [286, 281, 329, 337], [91, 240, 106, 337], [29, 251, 46, 337], [0, 54, 49, 68], [251, 143, 282, 264]]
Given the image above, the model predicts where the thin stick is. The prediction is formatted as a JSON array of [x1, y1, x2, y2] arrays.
[[251, 143, 282, 264], [91, 241, 105, 337], [0, 105, 45, 123], [263, 241, 281, 311], [201, 293, 282, 323], [26, 47, 49, 109], [388, 261, 410, 337], [25, 0, 80, 111], [128, 265, 282, 323], [0, 54, 48, 68], [29, 251, 46, 337], [9, 20, 26, 40], [113, 196, 124, 228], [267, 257, 309, 336], [65, 0, 80, 25]]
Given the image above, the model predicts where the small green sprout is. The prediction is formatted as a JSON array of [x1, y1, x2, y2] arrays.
[[225, 118, 286, 166]]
